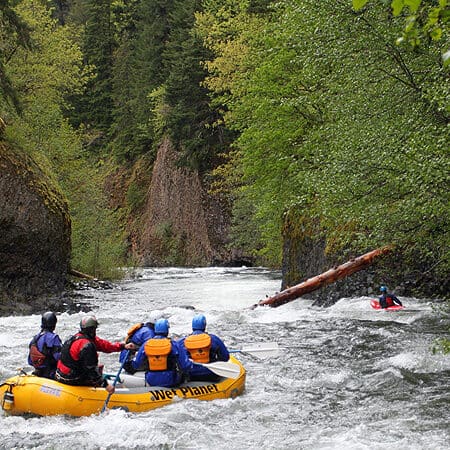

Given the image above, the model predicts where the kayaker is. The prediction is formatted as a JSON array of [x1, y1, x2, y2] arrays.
[[379, 285, 403, 309], [120, 311, 161, 373], [179, 314, 230, 381], [130, 318, 193, 387], [55, 315, 136, 394], [28, 311, 62, 379]]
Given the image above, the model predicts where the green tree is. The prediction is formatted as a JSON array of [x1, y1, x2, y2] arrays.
[[163, 0, 232, 171], [68, 0, 115, 134], [3, 0, 126, 278], [0, 0, 31, 112], [353, 0, 449, 65], [110, 0, 172, 162], [198, 0, 449, 274]]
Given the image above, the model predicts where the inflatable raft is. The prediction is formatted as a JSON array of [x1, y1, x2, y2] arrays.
[[0, 356, 245, 417]]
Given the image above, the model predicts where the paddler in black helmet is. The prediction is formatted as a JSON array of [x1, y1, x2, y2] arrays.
[[28, 311, 62, 379]]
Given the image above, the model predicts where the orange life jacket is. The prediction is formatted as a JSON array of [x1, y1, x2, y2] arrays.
[[126, 323, 144, 343], [144, 338, 172, 371], [184, 333, 212, 364]]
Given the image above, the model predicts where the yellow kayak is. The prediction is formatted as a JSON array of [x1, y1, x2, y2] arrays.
[[0, 356, 245, 417]]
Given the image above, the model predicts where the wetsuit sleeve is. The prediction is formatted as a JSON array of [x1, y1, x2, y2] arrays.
[[78, 342, 99, 369], [379, 295, 387, 308], [174, 341, 193, 373], [46, 333, 62, 361], [94, 336, 124, 353], [211, 335, 230, 362], [131, 344, 146, 371]]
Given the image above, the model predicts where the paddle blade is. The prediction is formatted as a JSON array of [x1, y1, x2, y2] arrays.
[[199, 361, 241, 379], [233, 342, 280, 359]]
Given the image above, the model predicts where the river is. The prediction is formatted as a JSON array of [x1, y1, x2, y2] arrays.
[[0, 267, 448, 449]]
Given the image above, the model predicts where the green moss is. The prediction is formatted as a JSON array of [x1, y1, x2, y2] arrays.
[[0, 141, 70, 227]]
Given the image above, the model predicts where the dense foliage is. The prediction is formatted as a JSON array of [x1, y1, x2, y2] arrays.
[[197, 0, 449, 273], [0, 0, 448, 294]]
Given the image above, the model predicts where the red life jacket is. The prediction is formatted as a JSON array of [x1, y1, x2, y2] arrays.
[[184, 333, 212, 364], [29, 333, 47, 368], [57, 333, 93, 375], [386, 296, 395, 307]]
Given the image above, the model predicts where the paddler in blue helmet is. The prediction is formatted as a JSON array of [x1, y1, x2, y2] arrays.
[[179, 314, 230, 381], [131, 318, 193, 387], [379, 285, 403, 309]]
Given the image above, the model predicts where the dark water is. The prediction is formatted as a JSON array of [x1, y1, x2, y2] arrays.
[[0, 267, 448, 449]]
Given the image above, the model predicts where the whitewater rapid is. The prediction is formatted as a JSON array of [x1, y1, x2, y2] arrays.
[[0, 267, 448, 450]]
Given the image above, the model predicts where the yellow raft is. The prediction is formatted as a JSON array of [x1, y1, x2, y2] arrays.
[[0, 356, 245, 417]]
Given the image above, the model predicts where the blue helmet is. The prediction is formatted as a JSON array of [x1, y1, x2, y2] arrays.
[[154, 318, 169, 336], [380, 285, 388, 293], [192, 314, 206, 331]]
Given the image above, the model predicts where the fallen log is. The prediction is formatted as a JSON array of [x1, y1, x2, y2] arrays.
[[69, 268, 95, 280], [253, 246, 392, 308]]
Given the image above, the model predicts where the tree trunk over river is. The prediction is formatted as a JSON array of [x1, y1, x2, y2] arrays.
[[253, 247, 392, 308]]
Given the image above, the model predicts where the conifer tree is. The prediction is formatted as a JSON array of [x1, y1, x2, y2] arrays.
[[68, 0, 114, 134], [110, 0, 172, 161], [163, 0, 230, 171], [0, 0, 31, 112]]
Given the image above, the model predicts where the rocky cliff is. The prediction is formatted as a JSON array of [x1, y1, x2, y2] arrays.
[[0, 137, 71, 313], [136, 138, 232, 266]]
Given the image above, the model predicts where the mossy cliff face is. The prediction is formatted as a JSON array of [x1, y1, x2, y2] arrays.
[[282, 208, 448, 305], [0, 140, 71, 309]]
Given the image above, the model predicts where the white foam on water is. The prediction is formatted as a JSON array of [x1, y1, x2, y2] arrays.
[[0, 267, 447, 450]]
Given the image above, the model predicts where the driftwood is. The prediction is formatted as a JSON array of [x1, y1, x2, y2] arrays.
[[69, 268, 95, 280], [253, 246, 392, 308]]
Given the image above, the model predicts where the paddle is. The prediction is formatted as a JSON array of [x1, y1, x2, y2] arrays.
[[101, 350, 130, 413], [229, 342, 280, 359], [195, 361, 241, 379]]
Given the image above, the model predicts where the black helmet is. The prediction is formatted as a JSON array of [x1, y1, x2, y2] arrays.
[[41, 312, 57, 331]]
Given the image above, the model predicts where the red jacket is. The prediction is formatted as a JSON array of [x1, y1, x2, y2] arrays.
[[56, 332, 124, 385]]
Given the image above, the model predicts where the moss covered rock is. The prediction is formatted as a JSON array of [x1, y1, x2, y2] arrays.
[[0, 139, 71, 312]]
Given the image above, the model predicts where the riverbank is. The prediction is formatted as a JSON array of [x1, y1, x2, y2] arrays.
[[0, 278, 114, 317]]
